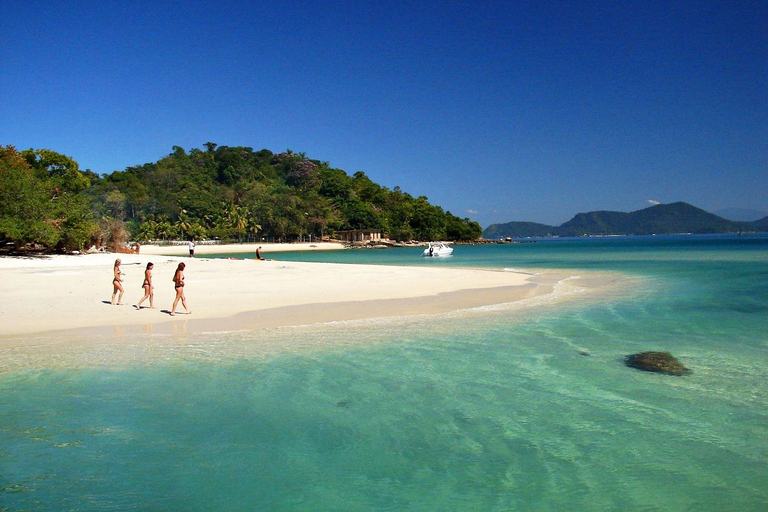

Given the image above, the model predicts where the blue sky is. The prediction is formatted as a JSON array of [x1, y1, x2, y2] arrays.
[[2, 0, 766, 226]]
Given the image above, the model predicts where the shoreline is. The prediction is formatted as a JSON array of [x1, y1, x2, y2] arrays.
[[137, 241, 346, 256], [0, 248, 625, 344]]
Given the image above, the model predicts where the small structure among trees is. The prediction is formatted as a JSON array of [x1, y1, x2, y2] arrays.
[[335, 229, 381, 244]]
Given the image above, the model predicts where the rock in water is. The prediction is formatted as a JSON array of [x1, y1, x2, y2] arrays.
[[624, 351, 690, 376]]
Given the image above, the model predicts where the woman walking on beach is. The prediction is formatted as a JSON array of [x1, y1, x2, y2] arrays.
[[111, 259, 124, 305], [170, 262, 190, 316], [134, 262, 154, 310]]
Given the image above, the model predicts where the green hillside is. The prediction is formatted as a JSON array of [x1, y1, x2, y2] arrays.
[[1, 144, 482, 252]]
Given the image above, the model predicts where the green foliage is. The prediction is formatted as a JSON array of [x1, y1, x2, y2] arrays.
[[445, 213, 483, 241], [87, 144, 480, 242], [22, 148, 90, 194], [2, 143, 480, 249], [0, 145, 97, 251]]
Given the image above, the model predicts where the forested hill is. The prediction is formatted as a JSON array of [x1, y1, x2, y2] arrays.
[[97, 145, 481, 243], [484, 202, 765, 239], [0, 144, 481, 252]]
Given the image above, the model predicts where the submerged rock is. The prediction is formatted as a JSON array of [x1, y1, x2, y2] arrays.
[[624, 351, 690, 376]]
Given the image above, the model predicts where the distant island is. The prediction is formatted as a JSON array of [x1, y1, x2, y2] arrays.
[[484, 202, 768, 239]]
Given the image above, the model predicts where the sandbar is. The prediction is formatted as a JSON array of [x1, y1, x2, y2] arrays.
[[0, 244, 622, 345], [138, 241, 346, 257]]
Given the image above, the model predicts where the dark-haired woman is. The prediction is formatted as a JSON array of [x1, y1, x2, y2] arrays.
[[170, 262, 190, 316], [134, 262, 154, 310]]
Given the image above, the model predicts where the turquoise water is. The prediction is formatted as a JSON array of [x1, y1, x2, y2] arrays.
[[2, 235, 767, 510]]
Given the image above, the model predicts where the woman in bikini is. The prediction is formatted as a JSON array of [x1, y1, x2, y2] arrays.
[[111, 259, 124, 305], [170, 262, 190, 316], [134, 262, 154, 310]]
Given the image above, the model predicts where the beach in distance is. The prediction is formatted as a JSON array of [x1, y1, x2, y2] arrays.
[[0, 242, 617, 341]]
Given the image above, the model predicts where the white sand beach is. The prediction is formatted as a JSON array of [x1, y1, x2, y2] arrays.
[[0, 243, 616, 342], [138, 241, 346, 256]]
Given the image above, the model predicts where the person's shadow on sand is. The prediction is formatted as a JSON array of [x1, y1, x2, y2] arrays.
[[162, 309, 191, 316]]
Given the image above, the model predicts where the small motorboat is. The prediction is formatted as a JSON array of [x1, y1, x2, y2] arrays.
[[423, 242, 453, 257]]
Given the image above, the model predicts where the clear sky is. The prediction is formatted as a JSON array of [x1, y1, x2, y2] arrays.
[[2, 0, 766, 226]]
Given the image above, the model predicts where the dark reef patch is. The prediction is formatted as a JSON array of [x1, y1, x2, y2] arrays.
[[625, 351, 690, 376]]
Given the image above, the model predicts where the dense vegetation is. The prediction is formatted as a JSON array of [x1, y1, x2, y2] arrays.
[[0, 146, 97, 251], [484, 202, 767, 239], [1, 144, 481, 252]]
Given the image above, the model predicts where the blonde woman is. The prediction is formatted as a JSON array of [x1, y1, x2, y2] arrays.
[[111, 259, 124, 305], [134, 262, 154, 310], [170, 262, 190, 316]]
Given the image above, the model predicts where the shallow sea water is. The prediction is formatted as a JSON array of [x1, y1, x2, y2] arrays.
[[1, 235, 767, 510]]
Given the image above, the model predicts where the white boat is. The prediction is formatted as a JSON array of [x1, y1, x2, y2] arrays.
[[423, 242, 453, 257]]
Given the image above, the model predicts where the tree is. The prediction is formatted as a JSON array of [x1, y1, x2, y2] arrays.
[[22, 148, 90, 194], [187, 223, 207, 240], [154, 215, 174, 240], [136, 215, 158, 241], [411, 196, 446, 240], [155, 222, 174, 240], [247, 218, 262, 240], [36, 142, 485, 246], [445, 213, 482, 241], [227, 204, 250, 241], [1, 146, 97, 251], [176, 209, 192, 240], [0, 146, 58, 247]]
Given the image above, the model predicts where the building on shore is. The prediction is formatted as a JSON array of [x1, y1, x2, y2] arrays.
[[335, 229, 382, 244]]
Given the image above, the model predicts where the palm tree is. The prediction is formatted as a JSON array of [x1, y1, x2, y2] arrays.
[[176, 208, 192, 240], [187, 223, 207, 240], [136, 214, 158, 241], [227, 204, 250, 242], [247, 218, 262, 243], [155, 221, 173, 241]]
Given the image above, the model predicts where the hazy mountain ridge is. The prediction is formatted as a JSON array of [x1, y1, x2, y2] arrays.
[[484, 202, 767, 239], [714, 208, 768, 222]]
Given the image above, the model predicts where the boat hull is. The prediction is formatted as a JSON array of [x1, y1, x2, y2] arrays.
[[422, 244, 453, 257]]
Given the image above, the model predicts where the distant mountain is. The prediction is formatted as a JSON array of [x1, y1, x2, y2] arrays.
[[483, 221, 556, 239], [714, 208, 768, 222], [752, 216, 768, 231], [484, 202, 763, 239]]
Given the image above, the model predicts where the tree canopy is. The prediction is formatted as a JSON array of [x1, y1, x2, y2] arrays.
[[0, 145, 97, 251], [1, 143, 481, 252], [85, 144, 481, 243]]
